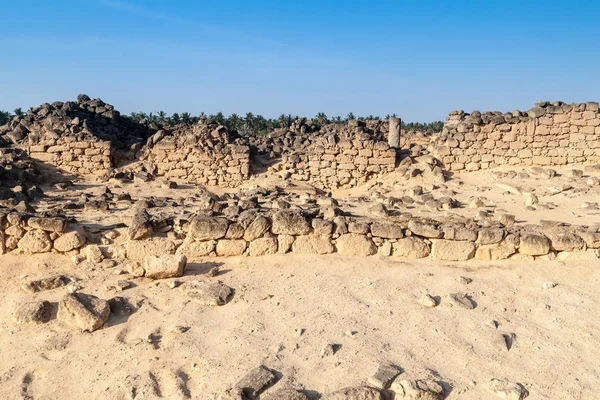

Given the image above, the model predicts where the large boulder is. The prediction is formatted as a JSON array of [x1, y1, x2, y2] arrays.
[[476, 228, 505, 245], [18, 229, 52, 253], [57, 293, 110, 332], [548, 231, 586, 252], [53, 228, 86, 252], [175, 240, 215, 258], [336, 234, 377, 256], [271, 211, 310, 235], [519, 233, 550, 256], [189, 216, 229, 240], [393, 237, 431, 258], [243, 215, 271, 241], [430, 240, 475, 261], [292, 235, 335, 254], [370, 223, 404, 239], [128, 210, 153, 240], [234, 365, 277, 399], [144, 254, 187, 279], [408, 220, 443, 238], [475, 242, 517, 260], [127, 237, 176, 261], [249, 237, 278, 256], [216, 239, 247, 256], [28, 217, 66, 233]]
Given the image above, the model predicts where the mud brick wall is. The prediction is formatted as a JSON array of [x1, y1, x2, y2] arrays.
[[25, 137, 112, 176], [143, 140, 250, 188], [278, 137, 397, 189], [432, 101, 600, 171]]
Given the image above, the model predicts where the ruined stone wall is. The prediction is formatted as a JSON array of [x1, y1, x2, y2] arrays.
[[0, 212, 86, 255], [275, 133, 397, 189], [432, 101, 600, 171], [26, 137, 112, 176], [143, 139, 250, 188], [122, 210, 600, 264]]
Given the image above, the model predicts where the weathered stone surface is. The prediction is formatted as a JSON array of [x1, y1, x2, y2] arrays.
[[519, 233, 550, 256], [271, 211, 310, 235], [17, 229, 52, 253], [368, 362, 402, 389], [175, 240, 215, 258], [57, 293, 110, 332], [476, 228, 505, 245], [86, 244, 104, 263], [28, 217, 65, 233], [261, 388, 308, 400], [487, 379, 528, 400], [475, 242, 517, 260], [127, 237, 176, 261], [144, 254, 186, 279], [128, 210, 153, 240], [292, 235, 334, 254], [556, 249, 599, 261], [391, 378, 444, 399], [323, 386, 382, 400], [278, 234, 295, 254], [53, 228, 86, 252], [244, 215, 271, 241], [393, 237, 431, 258], [179, 280, 234, 306], [370, 223, 404, 239], [22, 274, 72, 293], [13, 301, 53, 324], [216, 239, 247, 256], [189, 216, 229, 240], [430, 240, 475, 261], [547, 231, 586, 251], [234, 365, 276, 399], [408, 220, 442, 238], [447, 292, 476, 309], [336, 233, 377, 256], [249, 237, 278, 256]]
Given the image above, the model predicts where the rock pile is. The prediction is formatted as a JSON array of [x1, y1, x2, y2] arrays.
[[0, 94, 153, 175], [432, 101, 600, 171]]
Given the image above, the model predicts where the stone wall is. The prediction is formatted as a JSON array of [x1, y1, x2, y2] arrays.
[[140, 123, 251, 188], [26, 137, 112, 176], [121, 210, 600, 264], [273, 131, 397, 189], [432, 101, 600, 171], [0, 212, 86, 255]]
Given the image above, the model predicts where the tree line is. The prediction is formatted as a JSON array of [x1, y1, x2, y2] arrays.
[[0, 108, 443, 135]]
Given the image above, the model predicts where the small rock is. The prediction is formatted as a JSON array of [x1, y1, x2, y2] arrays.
[[321, 343, 339, 357], [487, 379, 528, 399], [447, 292, 475, 309], [418, 294, 438, 308], [542, 282, 558, 289], [207, 266, 220, 277], [391, 378, 444, 399], [459, 276, 473, 284], [368, 362, 402, 389], [323, 386, 382, 400], [234, 365, 276, 399], [179, 280, 234, 306], [22, 275, 72, 293], [86, 245, 104, 263], [261, 388, 308, 400]]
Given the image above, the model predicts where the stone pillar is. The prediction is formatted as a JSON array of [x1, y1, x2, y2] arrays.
[[388, 117, 400, 148]]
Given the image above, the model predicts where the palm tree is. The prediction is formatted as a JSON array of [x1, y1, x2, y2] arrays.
[[157, 111, 167, 122], [315, 112, 328, 125], [14, 108, 24, 117], [346, 112, 355, 121], [277, 114, 289, 129], [181, 112, 192, 124]]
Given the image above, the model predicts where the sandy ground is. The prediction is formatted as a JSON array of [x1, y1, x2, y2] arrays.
[[1, 252, 599, 399], [2, 164, 600, 399]]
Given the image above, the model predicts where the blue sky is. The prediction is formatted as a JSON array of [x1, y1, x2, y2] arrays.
[[1, 1, 599, 122]]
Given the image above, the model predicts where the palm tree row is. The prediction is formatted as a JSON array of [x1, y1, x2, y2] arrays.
[[0, 108, 444, 135]]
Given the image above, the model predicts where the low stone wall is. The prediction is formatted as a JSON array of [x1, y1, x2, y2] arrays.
[[143, 139, 250, 188], [26, 137, 112, 176], [0, 212, 86, 255], [122, 210, 600, 263], [432, 101, 600, 171], [275, 133, 397, 189]]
